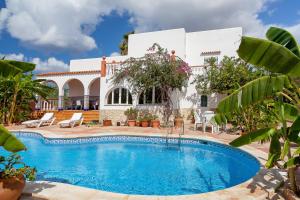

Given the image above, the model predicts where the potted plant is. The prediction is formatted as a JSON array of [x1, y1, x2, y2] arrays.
[[151, 115, 160, 128], [136, 119, 141, 127], [102, 115, 112, 126], [139, 112, 152, 127], [174, 111, 184, 128], [124, 108, 138, 127], [0, 125, 36, 200], [188, 110, 195, 124]]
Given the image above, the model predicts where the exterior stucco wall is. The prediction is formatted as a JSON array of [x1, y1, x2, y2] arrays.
[[39, 73, 101, 96], [69, 55, 128, 72], [185, 27, 242, 66], [128, 28, 186, 59]]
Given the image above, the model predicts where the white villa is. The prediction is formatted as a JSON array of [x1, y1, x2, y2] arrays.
[[36, 27, 242, 124]]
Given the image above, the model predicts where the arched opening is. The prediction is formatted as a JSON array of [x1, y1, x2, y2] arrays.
[[88, 77, 100, 110], [106, 87, 133, 105], [138, 87, 163, 105], [39, 80, 59, 111], [63, 79, 84, 110]]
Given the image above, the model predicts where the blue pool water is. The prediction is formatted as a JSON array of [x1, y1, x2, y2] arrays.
[[10, 133, 259, 195]]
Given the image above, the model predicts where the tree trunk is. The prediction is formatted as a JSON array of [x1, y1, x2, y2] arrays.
[[8, 90, 18, 125], [288, 167, 298, 194], [288, 149, 299, 194]]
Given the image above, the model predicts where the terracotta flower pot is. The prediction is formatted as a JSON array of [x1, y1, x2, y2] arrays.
[[151, 120, 160, 128], [191, 118, 195, 124], [136, 121, 141, 127], [0, 176, 25, 200], [103, 119, 112, 126], [127, 120, 136, 127], [174, 117, 184, 128], [141, 121, 149, 127]]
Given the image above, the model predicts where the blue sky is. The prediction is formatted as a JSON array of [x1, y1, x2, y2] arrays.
[[0, 0, 299, 73]]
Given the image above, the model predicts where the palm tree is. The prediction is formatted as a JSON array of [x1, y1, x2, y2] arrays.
[[119, 31, 134, 55], [215, 27, 300, 194]]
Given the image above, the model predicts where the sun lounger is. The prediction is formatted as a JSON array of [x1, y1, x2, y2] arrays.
[[58, 113, 84, 128], [22, 112, 55, 128]]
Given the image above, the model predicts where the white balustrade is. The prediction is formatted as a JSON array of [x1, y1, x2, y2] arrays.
[[40, 99, 58, 111]]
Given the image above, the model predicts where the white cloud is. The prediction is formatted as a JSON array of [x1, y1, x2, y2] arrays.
[[110, 52, 120, 57], [0, 53, 24, 61], [31, 57, 69, 73], [118, 0, 268, 37], [1, 0, 114, 52], [0, 53, 69, 73], [0, 0, 299, 52], [0, 8, 9, 33]]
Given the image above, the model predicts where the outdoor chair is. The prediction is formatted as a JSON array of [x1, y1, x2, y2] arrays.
[[58, 113, 84, 128], [22, 112, 56, 128], [194, 110, 204, 131], [202, 112, 219, 133]]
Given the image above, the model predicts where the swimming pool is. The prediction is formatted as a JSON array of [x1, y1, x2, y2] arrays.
[[11, 132, 260, 195]]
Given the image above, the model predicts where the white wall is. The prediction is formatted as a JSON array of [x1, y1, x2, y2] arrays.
[[128, 28, 186, 59], [186, 27, 242, 66], [69, 55, 128, 72], [70, 58, 101, 72]]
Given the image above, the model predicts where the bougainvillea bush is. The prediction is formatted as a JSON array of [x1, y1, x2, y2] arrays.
[[113, 43, 191, 123]]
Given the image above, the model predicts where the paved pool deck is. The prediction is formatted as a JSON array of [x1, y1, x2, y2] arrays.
[[7, 124, 289, 200]]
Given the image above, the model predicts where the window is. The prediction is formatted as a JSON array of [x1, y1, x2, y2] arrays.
[[106, 88, 132, 105], [139, 87, 163, 105], [200, 95, 208, 107], [204, 56, 218, 65]]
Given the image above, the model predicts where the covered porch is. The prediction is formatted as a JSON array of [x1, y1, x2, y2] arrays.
[[36, 70, 101, 111]]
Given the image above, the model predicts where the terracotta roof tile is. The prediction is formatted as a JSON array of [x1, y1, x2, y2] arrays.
[[37, 70, 101, 77]]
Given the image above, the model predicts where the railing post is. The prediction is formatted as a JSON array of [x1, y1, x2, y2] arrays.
[[58, 96, 64, 110], [35, 95, 41, 110]]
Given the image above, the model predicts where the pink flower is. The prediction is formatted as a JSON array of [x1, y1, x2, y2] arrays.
[[177, 62, 191, 75]]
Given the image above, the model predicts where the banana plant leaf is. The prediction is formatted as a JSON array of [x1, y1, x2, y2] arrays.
[[284, 156, 300, 168], [237, 36, 300, 77], [287, 116, 300, 144], [266, 27, 300, 58], [229, 128, 276, 147], [216, 75, 291, 116], [283, 104, 299, 121], [0, 125, 26, 152], [266, 134, 281, 168], [0, 60, 35, 77]]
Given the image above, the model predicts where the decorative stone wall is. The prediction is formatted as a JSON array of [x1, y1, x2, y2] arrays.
[[99, 108, 195, 125], [100, 109, 126, 125]]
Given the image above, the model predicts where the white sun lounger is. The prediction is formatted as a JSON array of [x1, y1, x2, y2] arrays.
[[58, 113, 84, 128], [22, 112, 55, 128]]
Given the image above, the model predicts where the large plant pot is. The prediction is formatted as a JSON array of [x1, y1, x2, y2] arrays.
[[151, 120, 160, 128], [127, 120, 136, 127], [141, 121, 149, 127], [0, 176, 25, 200], [103, 119, 112, 126], [174, 117, 184, 128]]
